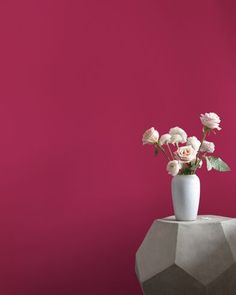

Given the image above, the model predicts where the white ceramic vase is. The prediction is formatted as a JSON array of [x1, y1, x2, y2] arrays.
[[171, 175, 200, 221]]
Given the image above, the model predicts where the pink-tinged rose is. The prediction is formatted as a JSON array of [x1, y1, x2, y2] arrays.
[[175, 145, 197, 163], [142, 127, 159, 145], [166, 160, 181, 176], [200, 140, 215, 153], [200, 112, 221, 130]]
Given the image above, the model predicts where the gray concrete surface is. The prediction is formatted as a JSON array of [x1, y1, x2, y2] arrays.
[[136, 215, 236, 294]]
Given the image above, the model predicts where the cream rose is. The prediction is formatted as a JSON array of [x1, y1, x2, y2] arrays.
[[142, 127, 159, 145], [175, 145, 197, 163], [200, 140, 215, 153], [200, 112, 221, 130], [187, 136, 201, 151], [159, 133, 171, 146], [169, 127, 187, 143], [166, 160, 181, 176]]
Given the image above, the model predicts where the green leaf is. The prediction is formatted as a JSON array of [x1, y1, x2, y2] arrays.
[[205, 157, 213, 171], [205, 156, 231, 172]]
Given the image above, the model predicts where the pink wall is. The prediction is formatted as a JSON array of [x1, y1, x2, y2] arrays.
[[0, 1, 236, 294]]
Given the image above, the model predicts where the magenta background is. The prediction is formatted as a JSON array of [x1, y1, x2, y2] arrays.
[[0, 1, 236, 294]]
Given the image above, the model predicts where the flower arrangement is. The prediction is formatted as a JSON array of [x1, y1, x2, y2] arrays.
[[142, 112, 230, 176]]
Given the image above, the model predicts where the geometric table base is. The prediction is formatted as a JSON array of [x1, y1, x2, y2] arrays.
[[136, 216, 236, 295]]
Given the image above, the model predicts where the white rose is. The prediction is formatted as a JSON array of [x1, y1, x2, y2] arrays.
[[166, 160, 181, 176], [169, 127, 187, 143], [142, 127, 159, 145], [200, 112, 221, 130], [159, 133, 171, 146], [200, 140, 215, 153], [169, 134, 183, 144], [175, 145, 197, 163], [187, 136, 201, 151]]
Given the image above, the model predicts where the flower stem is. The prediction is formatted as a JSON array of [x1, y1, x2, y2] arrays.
[[155, 144, 170, 161], [196, 130, 207, 160], [167, 143, 174, 160], [193, 128, 208, 173]]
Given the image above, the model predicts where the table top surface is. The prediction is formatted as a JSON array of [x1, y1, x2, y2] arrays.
[[157, 215, 235, 224]]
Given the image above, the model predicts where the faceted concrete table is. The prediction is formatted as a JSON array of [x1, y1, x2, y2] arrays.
[[135, 216, 236, 295]]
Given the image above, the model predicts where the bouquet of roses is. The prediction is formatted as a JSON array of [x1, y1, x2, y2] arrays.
[[142, 112, 230, 176]]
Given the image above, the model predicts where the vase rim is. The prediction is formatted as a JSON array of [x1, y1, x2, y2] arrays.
[[175, 174, 198, 177]]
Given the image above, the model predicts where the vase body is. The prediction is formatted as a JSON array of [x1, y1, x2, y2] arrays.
[[171, 175, 200, 221]]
